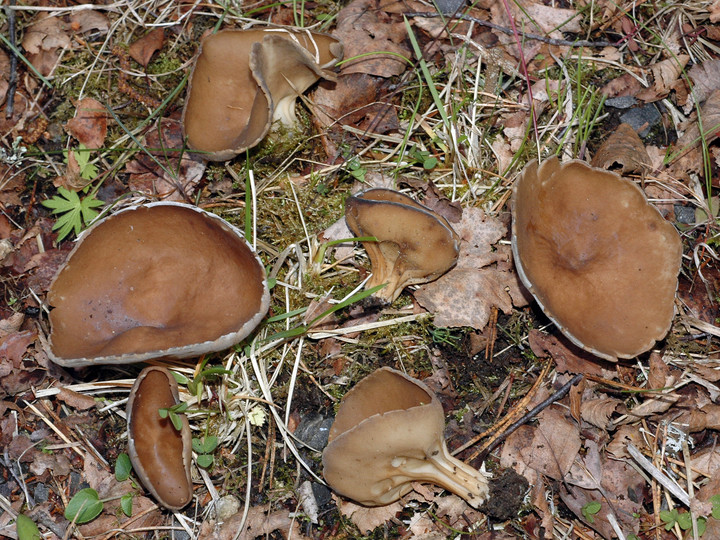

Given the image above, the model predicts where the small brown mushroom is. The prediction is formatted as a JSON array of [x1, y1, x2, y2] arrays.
[[45, 202, 270, 367], [344, 188, 460, 303], [322, 367, 489, 508], [511, 157, 683, 360], [182, 29, 342, 161], [126, 366, 192, 511]]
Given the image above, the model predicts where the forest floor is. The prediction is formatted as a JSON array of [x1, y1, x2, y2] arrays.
[[1, 0, 720, 538]]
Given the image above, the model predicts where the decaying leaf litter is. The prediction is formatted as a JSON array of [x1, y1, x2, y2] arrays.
[[1, 0, 720, 537]]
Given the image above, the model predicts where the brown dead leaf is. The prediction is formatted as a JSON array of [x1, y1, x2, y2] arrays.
[[333, 0, 410, 77], [56, 387, 98, 410], [600, 73, 642, 99], [0, 330, 36, 368], [21, 14, 71, 76], [129, 28, 165, 68], [687, 59, 720, 108], [65, 98, 107, 149], [500, 406, 581, 485], [0, 313, 24, 338], [606, 424, 643, 459], [335, 496, 404, 533], [650, 55, 689, 96], [414, 208, 531, 329], [580, 396, 625, 430], [591, 123, 652, 174], [677, 89, 720, 154], [527, 330, 609, 376], [125, 118, 205, 200], [560, 442, 645, 539], [69, 9, 110, 34]]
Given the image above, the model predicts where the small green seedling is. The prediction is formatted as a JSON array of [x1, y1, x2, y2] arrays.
[[158, 401, 189, 431], [581, 500, 601, 523], [408, 147, 439, 170], [660, 508, 707, 535], [64, 143, 98, 181], [115, 452, 132, 482], [41, 186, 104, 241], [15, 514, 41, 540], [65, 488, 105, 524], [192, 435, 219, 468]]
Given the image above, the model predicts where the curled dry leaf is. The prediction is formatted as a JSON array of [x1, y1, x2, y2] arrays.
[[677, 89, 720, 152], [590, 123, 652, 174], [65, 98, 107, 149], [128, 28, 165, 68], [69, 10, 110, 35], [21, 14, 71, 77], [580, 396, 625, 430], [414, 207, 531, 329], [649, 54, 689, 96]]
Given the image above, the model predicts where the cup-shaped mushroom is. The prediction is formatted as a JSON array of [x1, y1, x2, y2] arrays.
[[126, 366, 192, 511], [182, 29, 342, 161], [511, 157, 683, 360], [344, 188, 460, 303], [45, 202, 270, 367], [322, 367, 489, 508]]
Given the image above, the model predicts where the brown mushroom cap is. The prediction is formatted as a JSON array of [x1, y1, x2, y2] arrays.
[[511, 157, 683, 360], [322, 367, 489, 508], [345, 188, 460, 303], [46, 202, 270, 367], [126, 366, 192, 511], [182, 29, 342, 161]]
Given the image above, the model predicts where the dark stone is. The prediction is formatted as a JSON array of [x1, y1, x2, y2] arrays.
[[33, 482, 49, 503], [294, 415, 334, 450], [619, 103, 662, 137], [605, 96, 637, 109], [674, 204, 695, 225]]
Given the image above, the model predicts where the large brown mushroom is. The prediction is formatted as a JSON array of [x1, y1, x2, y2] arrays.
[[345, 188, 460, 303], [126, 366, 192, 511], [182, 29, 342, 161], [45, 202, 270, 367], [511, 157, 683, 360], [322, 367, 489, 508]]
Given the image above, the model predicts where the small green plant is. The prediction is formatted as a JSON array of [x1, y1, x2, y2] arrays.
[[64, 143, 98, 181], [346, 156, 366, 182], [581, 500, 601, 523], [172, 359, 232, 402], [660, 508, 706, 535], [65, 454, 137, 524], [41, 186, 104, 241], [192, 435, 219, 468], [15, 514, 41, 540], [408, 147, 439, 170], [158, 401, 189, 431]]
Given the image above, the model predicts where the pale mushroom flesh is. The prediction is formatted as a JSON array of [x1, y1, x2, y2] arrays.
[[46, 202, 270, 367], [511, 157, 683, 360], [127, 366, 193, 511], [345, 188, 460, 303], [322, 367, 489, 508]]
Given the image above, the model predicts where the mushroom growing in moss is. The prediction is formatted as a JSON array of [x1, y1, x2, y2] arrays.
[[182, 28, 343, 161], [322, 367, 489, 508], [344, 188, 460, 303], [45, 202, 270, 367], [511, 157, 683, 360]]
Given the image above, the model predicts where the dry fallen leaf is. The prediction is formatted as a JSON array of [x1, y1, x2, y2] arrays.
[[591, 122, 652, 174], [65, 98, 108, 149], [21, 14, 71, 76], [414, 207, 531, 329], [129, 28, 165, 68], [580, 396, 625, 430], [125, 118, 205, 200], [649, 54, 689, 96], [333, 0, 410, 77]]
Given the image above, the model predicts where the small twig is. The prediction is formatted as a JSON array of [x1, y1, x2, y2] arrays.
[[476, 373, 583, 461], [5, 0, 17, 119], [627, 443, 690, 507], [405, 12, 616, 48]]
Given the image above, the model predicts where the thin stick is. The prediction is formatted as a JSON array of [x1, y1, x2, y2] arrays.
[[626, 443, 690, 507], [5, 0, 17, 119]]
